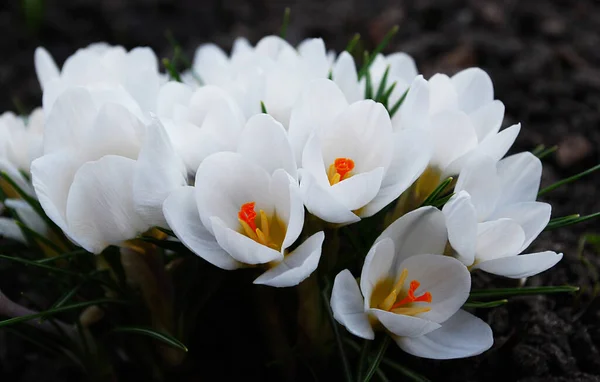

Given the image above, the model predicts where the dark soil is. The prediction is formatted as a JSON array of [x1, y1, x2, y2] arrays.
[[1, 0, 599, 381]]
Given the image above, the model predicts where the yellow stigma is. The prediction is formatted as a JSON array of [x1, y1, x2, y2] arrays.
[[371, 268, 433, 317], [238, 202, 286, 250]]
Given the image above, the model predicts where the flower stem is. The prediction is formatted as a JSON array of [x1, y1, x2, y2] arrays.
[[357, 339, 371, 380], [362, 335, 390, 382], [321, 280, 353, 382]]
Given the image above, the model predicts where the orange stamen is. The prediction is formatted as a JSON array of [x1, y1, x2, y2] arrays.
[[327, 157, 355, 185], [238, 202, 257, 231], [391, 280, 432, 310]]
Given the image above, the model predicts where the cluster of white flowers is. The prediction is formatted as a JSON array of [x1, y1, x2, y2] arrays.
[[0, 35, 564, 361]]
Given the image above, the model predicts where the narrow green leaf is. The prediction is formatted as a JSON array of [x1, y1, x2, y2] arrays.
[[538, 163, 600, 196], [374, 65, 391, 102], [431, 192, 455, 208], [345, 33, 361, 54], [536, 145, 558, 160], [279, 7, 291, 39], [420, 177, 453, 207], [357, 339, 371, 380], [0, 299, 126, 328], [358, 25, 399, 79], [15, 221, 62, 254], [380, 358, 430, 382], [321, 280, 353, 382], [463, 299, 508, 308], [388, 87, 409, 117], [111, 326, 188, 352], [469, 285, 579, 299], [162, 58, 181, 82], [36, 250, 88, 264], [261, 101, 268, 114], [364, 55, 374, 100], [545, 212, 600, 231], [0, 254, 82, 277], [380, 81, 397, 108], [363, 336, 390, 382], [531, 144, 546, 157]]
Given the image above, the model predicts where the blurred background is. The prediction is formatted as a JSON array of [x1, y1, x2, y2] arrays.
[[1, 0, 600, 381]]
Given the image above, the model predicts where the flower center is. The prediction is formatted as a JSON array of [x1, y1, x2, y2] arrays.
[[374, 268, 432, 316], [327, 157, 355, 185], [237, 202, 284, 250]]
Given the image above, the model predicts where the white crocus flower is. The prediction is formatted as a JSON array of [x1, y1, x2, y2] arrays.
[[31, 87, 186, 253], [0, 199, 48, 244], [443, 153, 563, 278], [395, 68, 519, 179], [35, 43, 162, 115], [155, 81, 246, 173], [364, 52, 418, 106], [163, 114, 324, 287], [289, 79, 431, 224], [189, 36, 361, 124], [331, 207, 493, 359]]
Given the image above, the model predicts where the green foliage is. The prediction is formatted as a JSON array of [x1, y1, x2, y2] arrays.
[[111, 327, 188, 352]]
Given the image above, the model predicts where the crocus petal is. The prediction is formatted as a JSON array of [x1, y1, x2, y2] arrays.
[[331, 269, 375, 340], [210, 216, 283, 265], [192, 44, 230, 84], [395, 75, 429, 131], [360, 238, 396, 307], [376, 206, 447, 271], [333, 52, 361, 103], [474, 123, 521, 162], [395, 309, 493, 359], [298, 169, 360, 225], [475, 251, 563, 279], [157, 81, 193, 118], [301, 133, 330, 188], [163, 186, 241, 270], [495, 152, 542, 208], [288, 79, 349, 162], [0, 217, 26, 243], [297, 38, 329, 78], [238, 114, 297, 179], [455, 155, 500, 221], [470, 100, 505, 141], [66, 155, 148, 253], [475, 219, 525, 262], [398, 254, 471, 323], [360, 128, 432, 218], [428, 74, 459, 114], [442, 191, 477, 266], [133, 117, 187, 228], [370, 308, 441, 338], [31, 150, 80, 234], [34, 47, 60, 91], [429, 110, 478, 171], [386, 52, 418, 85], [4, 199, 47, 238], [195, 152, 273, 234], [270, 169, 304, 250], [451, 68, 494, 114], [329, 168, 385, 211], [253, 231, 324, 287], [492, 202, 551, 252]]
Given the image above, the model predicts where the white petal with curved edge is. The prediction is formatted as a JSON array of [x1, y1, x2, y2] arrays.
[[298, 169, 360, 225], [333, 52, 362, 103], [44, 87, 97, 153], [288, 79, 349, 162], [297, 38, 329, 78], [470, 100, 505, 141], [475, 123, 521, 161], [134, 117, 187, 228], [301, 133, 330, 188], [254, 231, 324, 287], [163, 186, 241, 270], [0, 158, 35, 196], [398, 254, 471, 323], [492, 202, 551, 252], [329, 167, 384, 211], [360, 129, 432, 217], [396, 75, 429, 131], [0, 217, 26, 243], [31, 150, 80, 234], [270, 169, 304, 250], [4, 199, 47, 237], [331, 269, 375, 340], [496, 152, 542, 208], [192, 44, 231, 84], [370, 308, 441, 338], [386, 52, 418, 84], [66, 155, 148, 253], [428, 110, 478, 171], [443, 191, 477, 266], [428, 74, 459, 114], [157, 81, 193, 118], [238, 114, 297, 179], [475, 251, 563, 278], [34, 47, 60, 91], [475, 219, 525, 262], [451, 68, 494, 114], [360, 238, 396, 306], [395, 309, 493, 359], [376, 207, 447, 272], [210, 216, 283, 265], [455, 155, 500, 221], [195, 152, 273, 233]]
